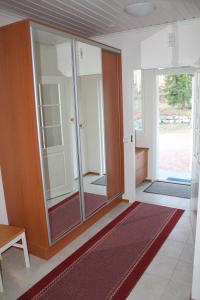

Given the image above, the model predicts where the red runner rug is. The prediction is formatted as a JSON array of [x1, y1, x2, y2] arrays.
[[49, 192, 107, 242], [19, 202, 184, 300]]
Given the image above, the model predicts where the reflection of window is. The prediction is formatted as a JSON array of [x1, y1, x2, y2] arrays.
[[133, 70, 143, 130]]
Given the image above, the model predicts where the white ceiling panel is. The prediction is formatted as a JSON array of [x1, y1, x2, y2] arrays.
[[0, 0, 200, 37]]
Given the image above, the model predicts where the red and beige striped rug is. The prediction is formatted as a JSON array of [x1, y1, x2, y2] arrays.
[[19, 201, 184, 300], [49, 192, 107, 242]]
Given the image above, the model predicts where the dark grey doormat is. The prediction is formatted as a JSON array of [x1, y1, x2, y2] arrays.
[[91, 175, 107, 186], [144, 181, 191, 199]]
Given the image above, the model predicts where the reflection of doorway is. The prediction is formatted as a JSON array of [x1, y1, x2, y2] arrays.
[[157, 72, 193, 182], [39, 76, 74, 199]]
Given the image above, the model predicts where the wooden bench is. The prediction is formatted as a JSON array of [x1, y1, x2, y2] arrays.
[[0, 224, 30, 292]]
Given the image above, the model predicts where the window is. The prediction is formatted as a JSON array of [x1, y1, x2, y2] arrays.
[[133, 70, 143, 130]]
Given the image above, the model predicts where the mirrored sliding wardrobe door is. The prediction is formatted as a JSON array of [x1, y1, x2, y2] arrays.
[[32, 27, 82, 243], [76, 42, 108, 218]]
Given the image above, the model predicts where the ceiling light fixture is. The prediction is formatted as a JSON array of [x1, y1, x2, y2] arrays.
[[125, 2, 156, 17]]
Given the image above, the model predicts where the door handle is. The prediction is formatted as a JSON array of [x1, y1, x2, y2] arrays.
[[131, 135, 134, 143], [70, 118, 86, 128], [80, 122, 86, 129]]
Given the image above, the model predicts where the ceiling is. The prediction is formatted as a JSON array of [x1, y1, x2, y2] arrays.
[[0, 0, 200, 37]]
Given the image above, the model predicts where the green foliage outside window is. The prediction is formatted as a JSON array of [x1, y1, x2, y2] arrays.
[[163, 74, 193, 109]]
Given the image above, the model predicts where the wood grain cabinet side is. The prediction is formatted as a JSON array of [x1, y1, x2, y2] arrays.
[[135, 148, 148, 186]]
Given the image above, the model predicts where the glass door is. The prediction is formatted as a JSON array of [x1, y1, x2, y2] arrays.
[[76, 41, 108, 219], [31, 27, 82, 243]]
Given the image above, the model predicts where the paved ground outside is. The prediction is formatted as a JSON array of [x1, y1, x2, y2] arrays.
[[159, 124, 193, 179]]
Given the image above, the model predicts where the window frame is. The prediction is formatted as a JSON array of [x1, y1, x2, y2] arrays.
[[133, 69, 145, 133]]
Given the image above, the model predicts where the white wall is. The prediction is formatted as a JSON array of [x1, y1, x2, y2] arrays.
[[0, 168, 8, 224], [79, 75, 101, 174], [56, 42, 102, 77], [35, 43, 66, 77], [94, 18, 200, 200], [77, 43, 102, 76], [95, 18, 200, 299], [192, 179, 200, 300]]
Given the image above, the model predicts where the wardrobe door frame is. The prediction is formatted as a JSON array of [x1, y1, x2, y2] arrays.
[[30, 26, 52, 245], [29, 22, 123, 246], [71, 39, 86, 222], [30, 26, 86, 246]]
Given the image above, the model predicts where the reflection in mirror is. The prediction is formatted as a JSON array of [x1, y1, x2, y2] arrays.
[[76, 42, 108, 218], [32, 28, 81, 243]]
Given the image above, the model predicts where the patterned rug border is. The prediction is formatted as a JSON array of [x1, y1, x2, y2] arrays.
[[18, 201, 184, 300]]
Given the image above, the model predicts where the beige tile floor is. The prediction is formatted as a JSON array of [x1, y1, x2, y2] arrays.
[[0, 182, 195, 300], [129, 182, 195, 300]]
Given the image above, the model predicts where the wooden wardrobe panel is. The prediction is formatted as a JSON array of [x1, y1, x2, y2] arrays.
[[0, 20, 49, 253], [0, 20, 124, 259], [102, 50, 124, 199]]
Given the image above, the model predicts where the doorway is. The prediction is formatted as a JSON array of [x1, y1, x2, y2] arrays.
[[157, 70, 194, 183]]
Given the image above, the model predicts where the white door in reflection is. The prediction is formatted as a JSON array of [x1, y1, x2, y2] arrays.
[[39, 76, 74, 199]]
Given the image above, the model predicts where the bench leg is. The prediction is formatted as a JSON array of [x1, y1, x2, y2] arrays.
[[0, 274, 3, 292], [0, 255, 3, 292], [21, 233, 30, 268]]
